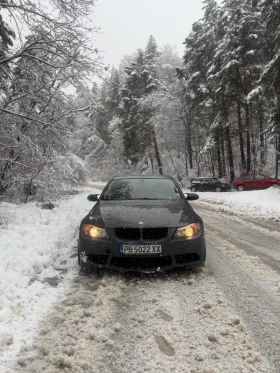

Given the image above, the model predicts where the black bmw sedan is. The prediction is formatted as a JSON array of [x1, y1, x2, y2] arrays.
[[78, 175, 206, 272]]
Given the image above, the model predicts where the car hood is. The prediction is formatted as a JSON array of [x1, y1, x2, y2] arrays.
[[84, 199, 201, 228]]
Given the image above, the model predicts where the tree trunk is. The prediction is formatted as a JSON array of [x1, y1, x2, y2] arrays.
[[185, 125, 193, 169], [276, 134, 280, 179], [24, 179, 33, 204], [259, 104, 265, 167], [245, 103, 251, 172], [237, 100, 246, 168], [225, 126, 235, 182], [165, 143, 183, 186], [216, 133, 223, 178], [185, 152, 189, 176], [210, 150, 215, 177], [150, 154, 154, 174], [153, 134, 163, 175], [221, 137, 226, 176], [183, 110, 193, 170]]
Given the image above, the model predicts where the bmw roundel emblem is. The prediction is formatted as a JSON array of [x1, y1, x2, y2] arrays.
[[138, 221, 144, 225]]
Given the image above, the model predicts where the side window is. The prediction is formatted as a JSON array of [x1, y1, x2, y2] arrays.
[[243, 175, 253, 180], [255, 175, 264, 180]]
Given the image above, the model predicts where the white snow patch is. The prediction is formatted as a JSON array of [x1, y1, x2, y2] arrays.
[[0, 186, 101, 370], [185, 186, 280, 223]]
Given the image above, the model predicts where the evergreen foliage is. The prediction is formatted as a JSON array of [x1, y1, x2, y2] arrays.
[[182, 0, 280, 180], [119, 39, 161, 170], [2, 1, 280, 201]]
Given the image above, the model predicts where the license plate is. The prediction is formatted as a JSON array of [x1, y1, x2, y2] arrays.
[[120, 245, 162, 255]]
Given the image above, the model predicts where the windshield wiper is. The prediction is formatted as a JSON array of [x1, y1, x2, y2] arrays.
[[103, 198, 163, 201], [130, 198, 161, 200]]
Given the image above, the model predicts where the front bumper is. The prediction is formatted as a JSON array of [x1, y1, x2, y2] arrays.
[[78, 227, 206, 272]]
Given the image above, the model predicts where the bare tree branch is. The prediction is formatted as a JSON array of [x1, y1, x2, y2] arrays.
[[0, 2, 53, 22]]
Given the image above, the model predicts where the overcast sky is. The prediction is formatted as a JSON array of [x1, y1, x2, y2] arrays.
[[92, 0, 208, 68]]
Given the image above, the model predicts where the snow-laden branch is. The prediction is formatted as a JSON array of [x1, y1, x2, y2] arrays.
[[0, 2, 53, 22], [0, 108, 50, 126]]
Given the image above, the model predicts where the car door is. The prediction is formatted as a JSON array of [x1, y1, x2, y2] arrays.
[[191, 179, 202, 191], [208, 178, 217, 191], [243, 175, 254, 189], [201, 178, 211, 191], [195, 179, 203, 191], [211, 178, 221, 191], [252, 175, 267, 189], [260, 175, 271, 189]]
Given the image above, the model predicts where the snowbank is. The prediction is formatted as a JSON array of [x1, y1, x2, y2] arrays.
[[185, 186, 280, 222], [0, 187, 100, 368]]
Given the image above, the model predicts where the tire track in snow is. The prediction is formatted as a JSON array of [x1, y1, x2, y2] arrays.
[[194, 204, 280, 270], [8, 268, 273, 373], [204, 225, 280, 372]]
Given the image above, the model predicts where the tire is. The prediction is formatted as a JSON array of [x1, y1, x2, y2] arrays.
[[271, 183, 278, 187], [237, 185, 244, 191], [78, 249, 92, 274], [190, 186, 197, 192], [215, 186, 222, 192]]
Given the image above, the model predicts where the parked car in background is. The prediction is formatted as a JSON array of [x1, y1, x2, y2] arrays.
[[78, 175, 206, 272], [234, 174, 280, 191], [190, 177, 232, 192]]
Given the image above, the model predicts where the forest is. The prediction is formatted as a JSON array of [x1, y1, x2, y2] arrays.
[[0, 0, 280, 202]]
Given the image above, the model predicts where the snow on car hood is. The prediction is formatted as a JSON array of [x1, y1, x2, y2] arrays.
[[85, 199, 201, 228]]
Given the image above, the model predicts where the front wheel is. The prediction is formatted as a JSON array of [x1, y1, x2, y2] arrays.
[[215, 186, 222, 192], [237, 185, 244, 191], [190, 186, 197, 192]]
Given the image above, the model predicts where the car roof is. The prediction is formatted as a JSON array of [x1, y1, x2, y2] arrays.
[[193, 177, 213, 179], [111, 175, 175, 180]]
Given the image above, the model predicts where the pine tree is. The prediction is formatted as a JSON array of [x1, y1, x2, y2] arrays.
[[120, 49, 149, 164], [144, 36, 163, 174], [259, 0, 280, 175], [184, 0, 222, 176], [107, 68, 121, 115], [94, 69, 121, 144], [206, 0, 264, 177], [119, 37, 163, 173]]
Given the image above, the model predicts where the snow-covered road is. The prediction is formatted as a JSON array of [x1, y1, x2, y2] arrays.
[[1, 185, 280, 372], [196, 204, 280, 370], [7, 268, 275, 373]]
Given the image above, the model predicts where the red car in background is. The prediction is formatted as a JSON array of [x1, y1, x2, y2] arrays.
[[234, 174, 280, 191]]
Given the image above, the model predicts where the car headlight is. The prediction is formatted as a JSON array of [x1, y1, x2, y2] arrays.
[[174, 223, 200, 239], [83, 224, 109, 239]]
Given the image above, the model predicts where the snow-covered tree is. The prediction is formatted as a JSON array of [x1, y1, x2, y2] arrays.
[[0, 0, 102, 200], [119, 38, 163, 173]]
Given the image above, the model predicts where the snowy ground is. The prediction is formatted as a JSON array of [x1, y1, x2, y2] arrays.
[[189, 186, 280, 223], [0, 184, 279, 372], [0, 187, 99, 371]]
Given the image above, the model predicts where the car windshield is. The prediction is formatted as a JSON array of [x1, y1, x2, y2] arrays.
[[102, 178, 183, 200]]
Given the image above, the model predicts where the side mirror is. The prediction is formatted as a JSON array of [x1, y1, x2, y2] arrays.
[[184, 193, 199, 201], [87, 194, 99, 202]]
